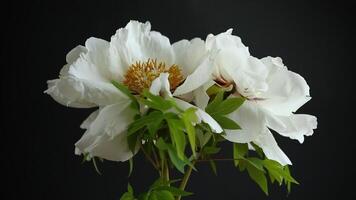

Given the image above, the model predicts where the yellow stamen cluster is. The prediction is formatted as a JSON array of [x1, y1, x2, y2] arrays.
[[123, 59, 184, 94]]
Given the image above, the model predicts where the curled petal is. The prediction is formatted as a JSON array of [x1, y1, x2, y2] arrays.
[[193, 80, 215, 110], [254, 128, 292, 166], [258, 56, 311, 115], [266, 113, 317, 143], [205, 30, 268, 97], [173, 53, 215, 96], [80, 110, 99, 129], [172, 38, 207, 76], [111, 20, 174, 69], [46, 76, 128, 107], [45, 38, 129, 107], [223, 101, 266, 143], [149, 73, 172, 97], [75, 102, 136, 161]]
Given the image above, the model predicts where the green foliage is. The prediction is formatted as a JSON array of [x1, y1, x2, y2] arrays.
[[112, 85, 299, 199], [120, 183, 136, 200], [213, 115, 241, 130], [206, 91, 244, 130], [181, 108, 198, 158], [120, 179, 193, 200], [111, 80, 139, 111], [166, 118, 186, 161], [233, 143, 248, 166], [128, 111, 164, 136], [209, 160, 218, 175], [246, 161, 268, 195], [232, 143, 298, 195], [141, 89, 174, 111]]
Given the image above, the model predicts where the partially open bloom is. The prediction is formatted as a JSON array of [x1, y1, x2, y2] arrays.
[[45, 21, 222, 161], [205, 29, 317, 165]]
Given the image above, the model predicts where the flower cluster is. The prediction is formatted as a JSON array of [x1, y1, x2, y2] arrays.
[[46, 20, 317, 198]]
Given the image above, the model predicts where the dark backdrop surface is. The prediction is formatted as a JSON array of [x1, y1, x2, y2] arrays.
[[4, 0, 355, 199]]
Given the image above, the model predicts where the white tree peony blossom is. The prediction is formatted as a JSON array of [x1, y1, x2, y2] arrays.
[[45, 20, 222, 162], [205, 29, 317, 165]]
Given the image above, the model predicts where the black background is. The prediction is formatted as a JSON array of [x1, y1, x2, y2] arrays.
[[4, 0, 355, 199]]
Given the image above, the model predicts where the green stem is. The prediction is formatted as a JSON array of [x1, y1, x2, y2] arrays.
[[140, 144, 159, 171], [196, 158, 239, 162], [164, 158, 170, 184], [176, 164, 194, 200]]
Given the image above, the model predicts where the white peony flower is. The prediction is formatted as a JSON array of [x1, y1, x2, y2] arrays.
[[45, 20, 222, 162], [205, 29, 317, 165]]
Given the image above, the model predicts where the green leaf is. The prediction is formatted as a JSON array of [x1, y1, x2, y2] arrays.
[[212, 115, 241, 130], [111, 80, 139, 111], [155, 138, 168, 150], [166, 145, 186, 173], [127, 130, 141, 153], [246, 163, 268, 195], [182, 107, 198, 158], [120, 193, 135, 200], [233, 143, 248, 166], [205, 91, 224, 114], [128, 158, 134, 177], [166, 118, 186, 161], [154, 186, 193, 197], [147, 115, 164, 137], [156, 139, 193, 174], [141, 90, 173, 111], [128, 111, 164, 136], [209, 160, 218, 176], [246, 157, 265, 172], [206, 84, 223, 96], [238, 159, 247, 171], [214, 97, 245, 115], [196, 127, 212, 148], [164, 112, 180, 120], [138, 193, 148, 200], [120, 183, 135, 200], [251, 142, 265, 158], [127, 183, 134, 194], [152, 190, 174, 200], [148, 192, 158, 200], [203, 146, 221, 155], [263, 160, 298, 185], [284, 166, 293, 194]]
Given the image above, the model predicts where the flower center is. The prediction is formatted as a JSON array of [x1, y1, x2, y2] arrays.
[[123, 59, 184, 94]]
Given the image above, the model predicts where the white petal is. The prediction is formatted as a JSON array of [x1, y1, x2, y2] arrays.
[[173, 98, 223, 133], [173, 54, 215, 96], [173, 38, 207, 76], [66, 45, 87, 65], [111, 20, 174, 68], [223, 101, 266, 143], [46, 38, 129, 107], [149, 73, 172, 97], [45, 76, 128, 107], [265, 113, 317, 143], [254, 128, 292, 166], [69, 37, 118, 82], [258, 56, 311, 115], [206, 29, 250, 81], [75, 102, 136, 161], [45, 77, 95, 108], [80, 110, 99, 129], [193, 80, 215, 109], [205, 30, 268, 98], [76, 131, 134, 162]]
